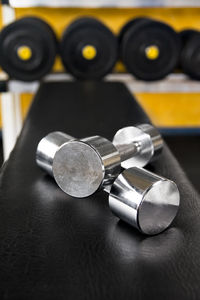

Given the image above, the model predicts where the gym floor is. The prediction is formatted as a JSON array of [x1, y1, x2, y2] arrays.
[[0, 135, 199, 193]]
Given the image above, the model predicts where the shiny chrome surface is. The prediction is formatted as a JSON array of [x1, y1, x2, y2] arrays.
[[53, 136, 121, 198], [36, 124, 163, 197], [113, 124, 163, 169], [137, 124, 163, 162], [36, 132, 73, 176], [109, 167, 180, 235]]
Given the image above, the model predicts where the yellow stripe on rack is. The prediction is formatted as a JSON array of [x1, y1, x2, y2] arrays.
[[136, 93, 200, 127]]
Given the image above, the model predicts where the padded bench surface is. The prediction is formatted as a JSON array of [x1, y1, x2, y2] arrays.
[[0, 82, 200, 300]]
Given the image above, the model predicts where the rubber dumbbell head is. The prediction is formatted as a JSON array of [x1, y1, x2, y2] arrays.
[[60, 17, 118, 80], [179, 29, 200, 80], [119, 17, 181, 81], [0, 17, 58, 81]]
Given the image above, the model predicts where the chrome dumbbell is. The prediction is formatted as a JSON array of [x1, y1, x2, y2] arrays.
[[36, 124, 163, 198], [36, 128, 180, 235], [36, 131, 74, 176], [108, 167, 180, 235]]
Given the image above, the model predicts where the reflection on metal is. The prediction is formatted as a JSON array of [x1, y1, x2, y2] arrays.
[[8, 0, 200, 7], [6, 73, 200, 94], [36, 132, 74, 176], [109, 167, 180, 235]]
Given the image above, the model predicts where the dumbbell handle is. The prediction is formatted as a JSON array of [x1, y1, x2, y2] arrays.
[[115, 142, 139, 162], [80, 125, 161, 166]]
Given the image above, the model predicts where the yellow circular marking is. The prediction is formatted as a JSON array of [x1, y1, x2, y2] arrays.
[[145, 45, 160, 60], [82, 45, 97, 60], [17, 46, 32, 61]]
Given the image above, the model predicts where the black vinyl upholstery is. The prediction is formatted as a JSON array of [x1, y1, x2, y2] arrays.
[[0, 82, 200, 300]]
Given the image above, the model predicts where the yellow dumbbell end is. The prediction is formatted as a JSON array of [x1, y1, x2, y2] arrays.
[[145, 45, 160, 60], [82, 45, 97, 60], [17, 45, 32, 61]]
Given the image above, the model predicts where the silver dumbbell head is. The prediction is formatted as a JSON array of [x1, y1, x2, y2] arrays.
[[53, 136, 121, 198], [113, 124, 163, 169], [36, 132, 73, 176], [109, 167, 180, 235]]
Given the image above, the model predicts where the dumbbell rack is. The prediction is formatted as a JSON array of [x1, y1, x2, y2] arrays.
[[0, 4, 22, 161], [1, 1, 200, 161], [5, 73, 200, 94]]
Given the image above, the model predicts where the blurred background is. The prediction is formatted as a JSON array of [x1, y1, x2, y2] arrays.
[[0, 0, 200, 191]]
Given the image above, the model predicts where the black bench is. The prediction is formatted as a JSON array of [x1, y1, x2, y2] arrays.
[[0, 81, 200, 300]]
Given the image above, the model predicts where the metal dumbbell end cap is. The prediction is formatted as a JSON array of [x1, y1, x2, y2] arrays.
[[113, 124, 163, 169], [109, 167, 180, 235], [53, 136, 121, 198], [36, 132, 73, 176]]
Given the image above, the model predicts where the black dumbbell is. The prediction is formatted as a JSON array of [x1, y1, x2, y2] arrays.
[[0, 17, 58, 81], [60, 17, 118, 80], [119, 17, 181, 81], [179, 29, 200, 80]]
